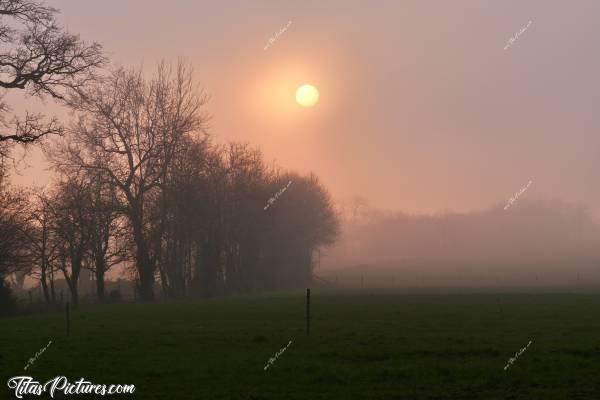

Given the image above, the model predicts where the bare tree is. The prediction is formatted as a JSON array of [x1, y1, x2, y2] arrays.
[[0, 0, 104, 152], [51, 178, 93, 306], [153, 137, 208, 298], [157, 140, 340, 296], [25, 187, 60, 303], [0, 181, 30, 278], [52, 61, 208, 301], [0, 177, 30, 313], [85, 176, 129, 301]]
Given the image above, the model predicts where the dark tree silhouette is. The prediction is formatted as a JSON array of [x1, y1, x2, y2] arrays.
[[52, 178, 94, 306], [0, 0, 104, 149], [26, 188, 61, 303], [85, 176, 129, 301], [154, 141, 340, 297], [52, 62, 208, 301], [0, 176, 30, 312]]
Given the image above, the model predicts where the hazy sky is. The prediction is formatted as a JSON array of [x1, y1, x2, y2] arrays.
[[9, 0, 600, 216]]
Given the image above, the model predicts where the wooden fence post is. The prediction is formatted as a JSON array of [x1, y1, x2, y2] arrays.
[[306, 288, 310, 337], [66, 302, 70, 336]]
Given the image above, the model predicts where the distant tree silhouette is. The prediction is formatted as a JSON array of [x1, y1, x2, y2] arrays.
[[85, 176, 129, 301], [1, 50, 340, 307], [0, 175, 30, 311], [25, 188, 61, 303], [156, 142, 340, 297], [51, 178, 95, 306], [261, 173, 339, 288]]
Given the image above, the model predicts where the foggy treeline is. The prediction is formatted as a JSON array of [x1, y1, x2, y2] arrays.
[[0, 0, 339, 315], [324, 198, 600, 288], [2, 0, 598, 318]]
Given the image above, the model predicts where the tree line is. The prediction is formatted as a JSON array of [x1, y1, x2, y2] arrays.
[[0, 0, 339, 314]]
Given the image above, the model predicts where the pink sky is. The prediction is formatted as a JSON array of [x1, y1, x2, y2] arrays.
[[9, 0, 600, 217]]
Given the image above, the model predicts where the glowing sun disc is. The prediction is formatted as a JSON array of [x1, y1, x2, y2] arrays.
[[296, 84, 319, 107]]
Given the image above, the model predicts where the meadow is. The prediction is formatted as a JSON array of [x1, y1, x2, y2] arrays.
[[2, 291, 600, 399]]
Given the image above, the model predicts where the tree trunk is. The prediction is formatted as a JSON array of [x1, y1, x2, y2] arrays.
[[65, 276, 80, 307], [130, 204, 155, 301], [95, 257, 105, 301], [62, 253, 81, 307], [40, 266, 50, 303], [138, 264, 155, 301], [49, 266, 56, 303], [133, 230, 155, 301], [71, 284, 79, 307]]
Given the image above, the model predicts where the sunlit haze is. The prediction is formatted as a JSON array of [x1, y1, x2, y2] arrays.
[[6, 1, 597, 219]]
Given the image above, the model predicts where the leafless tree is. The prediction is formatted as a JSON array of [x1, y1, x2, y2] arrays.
[[156, 140, 340, 297], [85, 176, 129, 301], [25, 187, 61, 303], [0, 0, 104, 154], [0, 176, 31, 314], [0, 181, 30, 278], [52, 61, 208, 301], [51, 177, 94, 306]]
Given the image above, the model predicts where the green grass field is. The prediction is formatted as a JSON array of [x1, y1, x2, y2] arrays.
[[2, 291, 600, 399]]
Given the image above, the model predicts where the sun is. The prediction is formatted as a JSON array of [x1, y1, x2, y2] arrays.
[[295, 84, 319, 107]]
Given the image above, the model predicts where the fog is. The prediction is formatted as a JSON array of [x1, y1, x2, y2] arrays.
[[321, 198, 600, 290], [4, 0, 600, 301]]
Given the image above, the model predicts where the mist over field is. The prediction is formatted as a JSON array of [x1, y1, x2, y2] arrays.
[[2, 1, 600, 399], [323, 199, 600, 289]]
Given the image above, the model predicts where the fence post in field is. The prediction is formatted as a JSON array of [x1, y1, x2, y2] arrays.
[[66, 302, 70, 336], [306, 288, 311, 337]]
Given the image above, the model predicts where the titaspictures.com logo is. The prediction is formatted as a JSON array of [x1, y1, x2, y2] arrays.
[[7, 376, 135, 398]]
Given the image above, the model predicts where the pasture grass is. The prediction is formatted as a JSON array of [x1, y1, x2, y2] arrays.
[[2, 291, 600, 399]]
